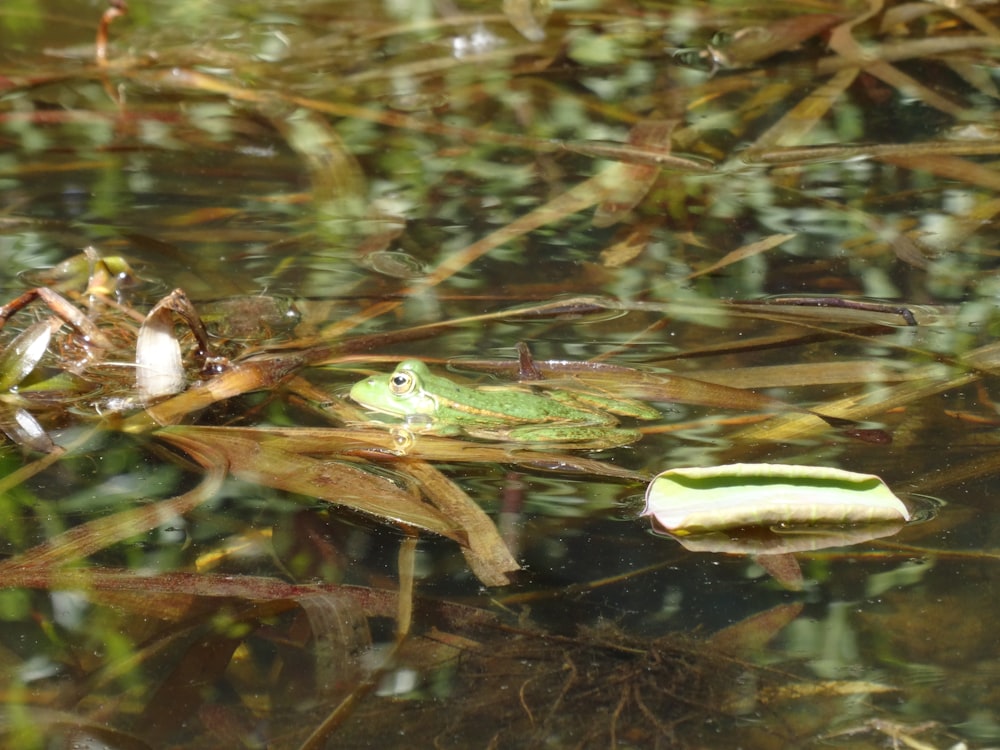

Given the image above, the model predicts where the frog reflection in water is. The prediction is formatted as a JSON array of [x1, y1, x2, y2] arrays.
[[349, 359, 658, 446]]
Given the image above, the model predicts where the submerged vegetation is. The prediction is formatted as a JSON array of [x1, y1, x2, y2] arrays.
[[1, 0, 1000, 747]]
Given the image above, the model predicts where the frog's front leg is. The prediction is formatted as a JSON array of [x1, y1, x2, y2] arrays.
[[401, 413, 461, 437]]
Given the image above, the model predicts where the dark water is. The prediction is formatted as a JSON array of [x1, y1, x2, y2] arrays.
[[1, 1, 999, 748]]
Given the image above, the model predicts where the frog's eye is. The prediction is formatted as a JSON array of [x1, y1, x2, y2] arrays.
[[390, 371, 415, 396]]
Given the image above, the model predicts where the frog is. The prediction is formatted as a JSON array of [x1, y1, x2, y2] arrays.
[[349, 359, 658, 447]]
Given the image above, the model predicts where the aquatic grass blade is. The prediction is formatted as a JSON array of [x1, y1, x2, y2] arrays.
[[0, 457, 225, 573], [397, 458, 519, 586], [157, 426, 464, 542], [160, 426, 520, 585]]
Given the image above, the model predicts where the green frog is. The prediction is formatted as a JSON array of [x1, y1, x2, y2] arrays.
[[349, 359, 657, 447]]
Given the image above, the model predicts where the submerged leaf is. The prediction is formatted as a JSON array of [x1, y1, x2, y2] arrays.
[[397, 459, 519, 586], [0, 319, 56, 391], [752, 552, 805, 591], [161, 426, 520, 585], [685, 233, 796, 280], [0, 405, 55, 453], [709, 602, 804, 653], [503, 0, 550, 42], [0, 459, 225, 572], [593, 120, 677, 227], [713, 13, 846, 67]]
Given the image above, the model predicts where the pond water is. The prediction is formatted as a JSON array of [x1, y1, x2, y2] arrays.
[[1, 1, 999, 748]]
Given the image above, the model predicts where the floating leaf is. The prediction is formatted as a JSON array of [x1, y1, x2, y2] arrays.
[[643, 463, 910, 534]]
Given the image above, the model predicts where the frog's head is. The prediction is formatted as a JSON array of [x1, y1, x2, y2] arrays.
[[350, 359, 438, 417]]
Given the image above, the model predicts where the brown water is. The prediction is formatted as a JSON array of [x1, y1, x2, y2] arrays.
[[1, 1, 999, 748]]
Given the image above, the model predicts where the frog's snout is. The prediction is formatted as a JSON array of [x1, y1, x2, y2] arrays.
[[348, 379, 370, 404]]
